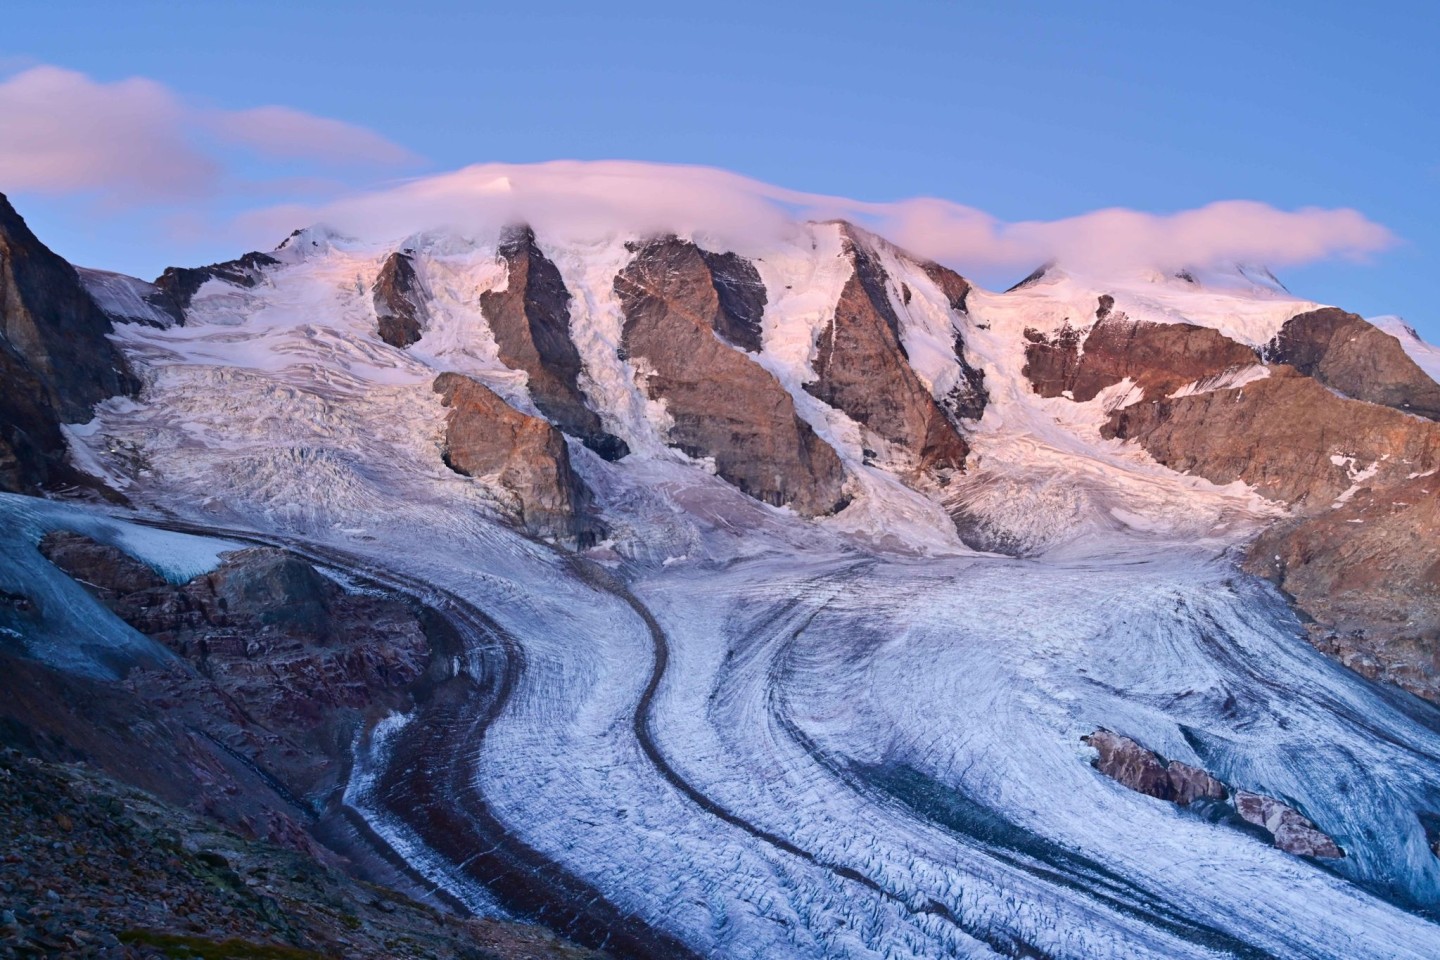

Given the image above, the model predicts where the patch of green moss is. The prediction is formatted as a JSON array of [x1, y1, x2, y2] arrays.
[[119, 929, 325, 959]]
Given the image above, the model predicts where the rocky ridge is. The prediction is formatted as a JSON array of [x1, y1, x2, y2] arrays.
[[805, 226, 969, 479], [481, 227, 628, 461]]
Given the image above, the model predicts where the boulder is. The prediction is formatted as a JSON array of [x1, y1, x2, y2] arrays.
[[1083, 730, 1175, 801]]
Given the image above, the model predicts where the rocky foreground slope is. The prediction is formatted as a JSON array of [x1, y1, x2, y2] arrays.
[[4, 188, 1440, 958]]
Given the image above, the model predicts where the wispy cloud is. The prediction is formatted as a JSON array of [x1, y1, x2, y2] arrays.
[[241, 160, 1395, 276], [0, 65, 420, 204]]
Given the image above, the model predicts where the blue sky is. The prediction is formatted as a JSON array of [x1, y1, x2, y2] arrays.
[[5, 0, 1437, 334]]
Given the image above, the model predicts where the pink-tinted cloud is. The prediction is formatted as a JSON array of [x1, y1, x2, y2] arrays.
[[0, 66, 215, 200], [0, 66, 419, 204], [210, 106, 420, 167], [242, 160, 1395, 276]]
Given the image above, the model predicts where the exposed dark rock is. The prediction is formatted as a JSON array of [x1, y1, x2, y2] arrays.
[[1267, 307, 1440, 420], [1166, 760, 1229, 807], [0, 193, 138, 493], [1234, 791, 1344, 858], [1084, 730, 1343, 857], [918, 261, 988, 423], [805, 226, 969, 477], [0, 727, 608, 959], [482, 227, 628, 461], [1004, 261, 1054, 292], [153, 250, 279, 313], [1103, 366, 1440, 506], [1024, 298, 1259, 404], [1082, 729, 1226, 807], [434, 372, 602, 543], [615, 237, 849, 516], [371, 251, 427, 348], [1105, 362, 1440, 705], [698, 249, 766, 352], [921, 262, 972, 315]]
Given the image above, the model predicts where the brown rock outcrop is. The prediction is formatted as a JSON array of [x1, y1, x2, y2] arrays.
[[1234, 791, 1344, 858], [1268, 308, 1440, 420], [1024, 296, 1259, 403], [1244, 474, 1440, 704], [372, 251, 427, 348], [805, 227, 969, 476], [434, 372, 600, 542], [482, 227, 628, 461], [615, 237, 848, 516], [1103, 366, 1440, 506], [1082, 730, 1226, 806], [0, 193, 138, 493]]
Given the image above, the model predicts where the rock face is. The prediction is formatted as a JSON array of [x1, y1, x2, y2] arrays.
[[434, 372, 600, 542], [1245, 474, 1440, 704], [1234, 791, 1344, 858], [614, 237, 849, 516], [805, 227, 969, 477], [371, 251, 427, 348], [1267, 308, 1440, 420], [482, 227, 628, 461], [1103, 367, 1440, 507], [0, 194, 137, 493], [1082, 730, 1226, 806], [920, 262, 988, 423], [152, 250, 279, 314], [1024, 296, 1259, 403]]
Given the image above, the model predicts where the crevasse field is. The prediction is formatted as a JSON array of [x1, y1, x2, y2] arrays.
[[16, 221, 1440, 958]]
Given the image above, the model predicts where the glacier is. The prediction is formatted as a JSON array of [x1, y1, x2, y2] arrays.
[[11, 219, 1440, 958]]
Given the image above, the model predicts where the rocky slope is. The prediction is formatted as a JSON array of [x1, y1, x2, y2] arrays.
[[0, 748, 605, 960], [1267, 307, 1440, 419]]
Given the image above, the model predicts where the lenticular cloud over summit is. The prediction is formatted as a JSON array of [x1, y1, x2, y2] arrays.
[[244, 159, 1396, 275]]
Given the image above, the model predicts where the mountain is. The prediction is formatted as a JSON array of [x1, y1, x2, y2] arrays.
[[4, 191, 1440, 959]]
